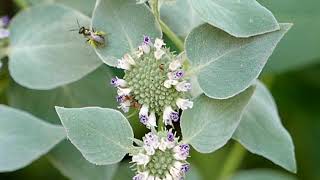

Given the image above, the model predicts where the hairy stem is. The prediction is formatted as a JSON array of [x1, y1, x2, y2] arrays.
[[217, 142, 247, 180], [159, 20, 184, 52], [150, 0, 184, 51]]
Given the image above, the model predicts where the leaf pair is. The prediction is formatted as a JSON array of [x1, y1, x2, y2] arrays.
[[182, 81, 296, 172], [8, 0, 162, 90]]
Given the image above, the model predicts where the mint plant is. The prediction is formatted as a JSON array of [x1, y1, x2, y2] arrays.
[[0, 0, 298, 179]]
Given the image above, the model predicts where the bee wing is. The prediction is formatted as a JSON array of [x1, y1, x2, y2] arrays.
[[90, 33, 105, 44]]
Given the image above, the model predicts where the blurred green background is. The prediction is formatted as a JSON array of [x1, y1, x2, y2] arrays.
[[0, 0, 319, 179]]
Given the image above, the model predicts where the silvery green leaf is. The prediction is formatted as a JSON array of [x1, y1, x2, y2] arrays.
[[185, 23, 291, 99], [0, 105, 65, 172], [56, 107, 134, 165], [8, 66, 118, 124], [189, 0, 280, 37], [260, 0, 320, 73], [181, 86, 255, 153], [8, 66, 119, 178], [160, 0, 203, 37], [91, 0, 162, 66], [231, 169, 297, 180], [48, 140, 118, 180], [233, 81, 296, 172], [9, 4, 102, 90], [25, 0, 95, 16]]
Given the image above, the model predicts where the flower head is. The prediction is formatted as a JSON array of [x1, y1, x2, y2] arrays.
[[111, 36, 193, 128], [130, 130, 190, 180]]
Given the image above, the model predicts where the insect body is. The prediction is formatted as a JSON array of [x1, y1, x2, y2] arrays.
[[71, 20, 106, 48], [78, 27, 106, 48]]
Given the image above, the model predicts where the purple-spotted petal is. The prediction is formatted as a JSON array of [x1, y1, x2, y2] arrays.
[[0, 16, 10, 27], [180, 164, 190, 173], [139, 115, 149, 125], [167, 130, 175, 142], [170, 111, 180, 122], [143, 35, 151, 45]]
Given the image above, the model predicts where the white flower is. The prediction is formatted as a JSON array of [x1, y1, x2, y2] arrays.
[[163, 106, 179, 125], [147, 175, 155, 180], [164, 79, 178, 88], [169, 166, 182, 179], [110, 77, 127, 87], [124, 53, 136, 65], [176, 98, 193, 110], [0, 28, 9, 39], [118, 100, 131, 113], [164, 173, 173, 180], [169, 60, 182, 71], [144, 144, 155, 155], [144, 132, 160, 149], [134, 47, 144, 58], [159, 138, 167, 151], [154, 38, 166, 49], [173, 161, 183, 170], [167, 70, 184, 80], [175, 81, 191, 92], [132, 153, 150, 166], [117, 87, 132, 96], [139, 104, 149, 117], [173, 144, 190, 161], [117, 58, 131, 70], [148, 112, 157, 128], [154, 49, 165, 60], [133, 172, 149, 180], [141, 44, 151, 54]]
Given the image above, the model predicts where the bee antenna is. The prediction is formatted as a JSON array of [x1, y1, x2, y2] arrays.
[[69, 28, 79, 31], [76, 19, 80, 28]]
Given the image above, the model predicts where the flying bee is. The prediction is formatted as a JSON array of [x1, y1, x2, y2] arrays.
[[71, 20, 106, 48]]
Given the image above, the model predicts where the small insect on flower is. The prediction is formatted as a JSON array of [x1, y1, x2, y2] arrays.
[[70, 20, 106, 48]]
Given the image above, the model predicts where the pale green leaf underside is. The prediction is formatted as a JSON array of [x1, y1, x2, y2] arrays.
[[190, 0, 280, 37], [8, 66, 118, 124], [25, 0, 95, 16], [260, 0, 320, 73], [49, 140, 118, 180], [9, 4, 102, 90], [185, 23, 291, 99], [7, 66, 119, 178], [160, 0, 203, 37], [231, 169, 297, 180], [0, 105, 65, 172], [56, 107, 134, 165], [181, 86, 255, 153], [233, 81, 296, 172], [91, 0, 162, 66]]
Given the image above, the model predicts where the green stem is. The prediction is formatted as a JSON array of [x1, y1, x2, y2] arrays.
[[14, 0, 28, 9], [159, 20, 184, 52], [150, 0, 184, 52], [126, 109, 138, 119], [217, 142, 247, 180], [158, 115, 164, 130]]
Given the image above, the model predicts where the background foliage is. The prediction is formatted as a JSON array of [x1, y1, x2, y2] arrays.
[[0, 0, 319, 180]]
